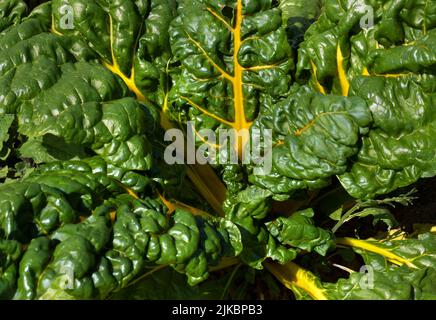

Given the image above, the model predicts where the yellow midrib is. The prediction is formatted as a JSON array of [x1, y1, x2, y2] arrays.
[[105, 6, 250, 157], [310, 60, 326, 95], [314, 46, 409, 97], [187, 2, 253, 156], [50, 11, 228, 214], [110, 211, 117, 223], [50, 14, 63, 36], [233, 0, 248, 127], [105, 15, 149, 104], [103, 62, 147, 102], [311, 45, 349, 96], [265, 261, 328, 300], [105, 15, 228, 215], [362, 66, 412, 78], [294, 111, 347, 136], [158, 192, 215, 218], [336, 237, 417, 268], [232, 0, 251, 156], [337, 45, 350, 97]]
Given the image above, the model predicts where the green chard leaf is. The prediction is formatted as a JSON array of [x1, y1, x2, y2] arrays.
[[266, 209, 335, 256], [323, 265, 436, 300], [338, 75, 436, 198], [223, 168, 298, 269], [0, 163, 243, 299], [0, 0, 178, 170], [0, 239, 22, 299], [270, 232, 436, 300], [169, 0, 294, 154], [0, 0, 27, 32], [337, 233, 436, 271], [324, 233, 436, 300], [51, 0, 177, 107], [296, 0, 436, 199], [0, 114, 14, 158], [249, 85, 373, 198], [1, 0, 436, 302]]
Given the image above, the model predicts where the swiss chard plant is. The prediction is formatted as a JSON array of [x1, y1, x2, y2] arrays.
[[0, 0, 436, 300]]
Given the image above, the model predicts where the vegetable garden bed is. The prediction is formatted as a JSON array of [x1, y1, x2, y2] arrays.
[[0, 0, 436, 300]]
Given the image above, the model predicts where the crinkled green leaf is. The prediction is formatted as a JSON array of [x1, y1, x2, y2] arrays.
[[0, 163, 242, 299], [338, 76, 436, 198], [267, 208, 335, 256], [347, 233, 436, 271], [0, 239, 22, 299], [0, 0, 176, 172], [19, 135, 88, 164], [279, 233, 436, 300], [323, 265, 436, 300], [52, 0, 177, 106], [169, 0, 294, 153], [17, 62, 155, 171], [280, 0, 323, 23], [223, 173, 296, 269], [287, 0, 436, 199], [0, 0, 27, 32], [323, 233, 436, 300], [0, 114, 14, 158], [249, 86, 372, 198]]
